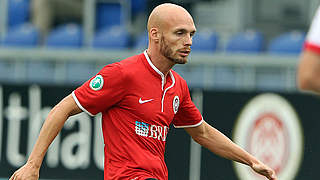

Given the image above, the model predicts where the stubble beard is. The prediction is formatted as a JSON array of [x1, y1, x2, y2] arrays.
[[160, 36, 187, 64]]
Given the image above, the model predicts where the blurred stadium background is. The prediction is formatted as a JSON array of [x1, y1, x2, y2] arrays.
[[0, 0, 319, 179]]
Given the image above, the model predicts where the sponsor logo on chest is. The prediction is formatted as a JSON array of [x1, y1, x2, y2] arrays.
[[135, 121, 169, 141]]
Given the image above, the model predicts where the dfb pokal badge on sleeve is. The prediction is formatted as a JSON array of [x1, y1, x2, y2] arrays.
[[90, 75, 104, 91], [232, 93, 303, 180]]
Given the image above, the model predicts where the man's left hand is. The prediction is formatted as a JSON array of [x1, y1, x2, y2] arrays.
[[251, 162, 277, 180]]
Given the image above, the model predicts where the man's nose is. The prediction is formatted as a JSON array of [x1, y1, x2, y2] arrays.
[[184, 35, 192, 46]]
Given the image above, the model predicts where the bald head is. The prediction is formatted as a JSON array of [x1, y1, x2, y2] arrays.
[[146, 3, 196, 66], [147, 3, 194, 32]]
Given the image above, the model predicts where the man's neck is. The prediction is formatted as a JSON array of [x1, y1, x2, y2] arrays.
[[146, 49, 175, 77]]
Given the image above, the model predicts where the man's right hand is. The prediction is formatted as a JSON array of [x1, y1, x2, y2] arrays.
[[9, 162, 40, 180]]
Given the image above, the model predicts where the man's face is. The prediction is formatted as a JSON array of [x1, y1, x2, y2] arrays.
[[159, 21, 196, 64]]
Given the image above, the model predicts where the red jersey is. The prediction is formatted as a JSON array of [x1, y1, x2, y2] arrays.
[[305, 6, 320, 54], [72, 51, 203, 180]]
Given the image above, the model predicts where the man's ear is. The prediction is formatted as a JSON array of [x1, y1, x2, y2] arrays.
[[150, 28, 160, 43]]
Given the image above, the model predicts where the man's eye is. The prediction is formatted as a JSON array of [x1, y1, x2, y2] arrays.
[[176, 31, 183, 35]]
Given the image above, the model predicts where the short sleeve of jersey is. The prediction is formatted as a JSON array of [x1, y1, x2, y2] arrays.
[[172, 82, 203, 128], [305, 6, 320, 54], [72, 63, 125, 116]]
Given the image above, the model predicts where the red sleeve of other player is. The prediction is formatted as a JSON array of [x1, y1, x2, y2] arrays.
[[304, 41, 320, 54]]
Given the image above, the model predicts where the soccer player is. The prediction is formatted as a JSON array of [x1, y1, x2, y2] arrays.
[[297, 6, 320, 93], [10, 3, 277, 180]]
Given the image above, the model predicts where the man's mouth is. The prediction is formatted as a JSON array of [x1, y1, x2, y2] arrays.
[[179, 49, 191, 57]]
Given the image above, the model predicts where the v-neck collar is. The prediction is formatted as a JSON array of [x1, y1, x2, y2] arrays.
[[143, 50, 175, 91]]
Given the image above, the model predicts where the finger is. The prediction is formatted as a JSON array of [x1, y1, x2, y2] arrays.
[[9, 173, 16, 180], [269, 171, 277, 180]]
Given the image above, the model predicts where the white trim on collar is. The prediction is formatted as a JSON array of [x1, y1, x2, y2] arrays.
[[143, 50, 175, 90], [143, 50, 176, 112], [144, 50, 164, 78]]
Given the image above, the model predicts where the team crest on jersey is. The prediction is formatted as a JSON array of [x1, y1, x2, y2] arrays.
[[89, 75, 104, 91], [173, 96, 180, 114]]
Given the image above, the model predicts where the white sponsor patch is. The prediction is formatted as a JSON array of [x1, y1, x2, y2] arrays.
[[232, 93, 303, 180]]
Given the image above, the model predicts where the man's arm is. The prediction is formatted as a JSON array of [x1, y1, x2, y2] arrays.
[[10, 94, 82, 180], [185, 121, 277, 180], [297, 49, 320, 94]]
